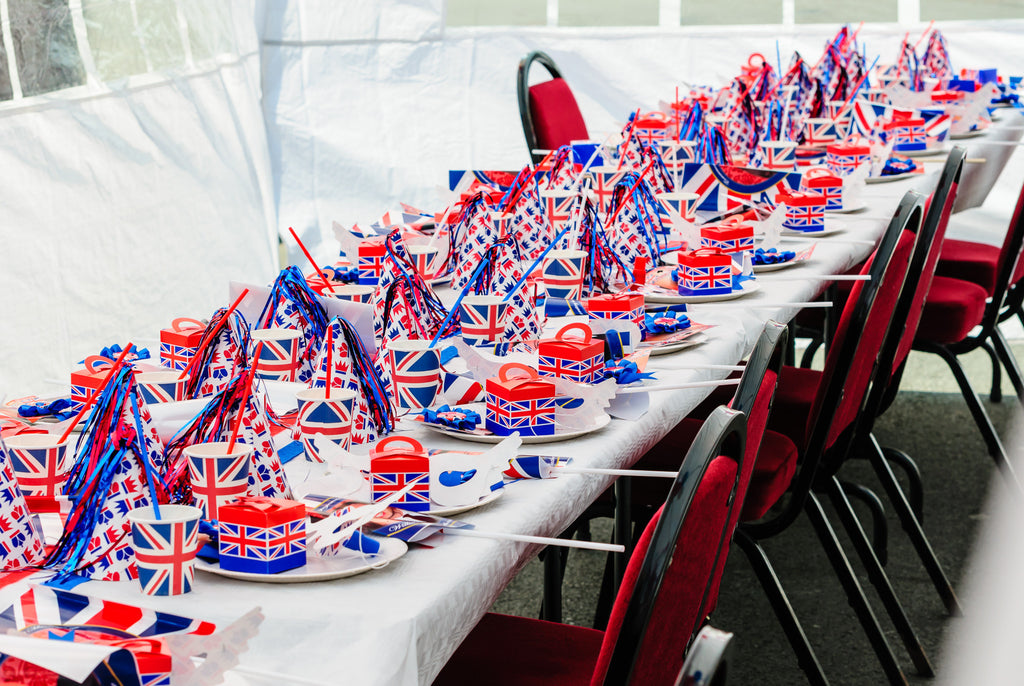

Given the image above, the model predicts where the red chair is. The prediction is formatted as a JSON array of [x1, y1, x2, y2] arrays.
[[433, 407, 746, 686], [517, 51, 589, 163]]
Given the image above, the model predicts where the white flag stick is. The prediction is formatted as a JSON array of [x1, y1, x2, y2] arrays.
[[617, 379, 740, 394], [554, 465, 678, 478], [758, 274, 871, 281], [445, 527, 625, 553], [652, 363, 746, 372], [687, 300, 834, 309], [780, 236, 878, 246]]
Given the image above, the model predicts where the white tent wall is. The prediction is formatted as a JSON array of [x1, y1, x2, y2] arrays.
[[0, 0, 277, 395], [259, 4, 1024, 262]]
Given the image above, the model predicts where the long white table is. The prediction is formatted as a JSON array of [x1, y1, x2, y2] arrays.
[[3, 120, 1020, 686]]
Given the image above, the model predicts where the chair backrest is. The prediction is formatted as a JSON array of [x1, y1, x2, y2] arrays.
[[593, 407, 746, 686], [517, 51, 588, 163], [985, 171, 1024, 321]]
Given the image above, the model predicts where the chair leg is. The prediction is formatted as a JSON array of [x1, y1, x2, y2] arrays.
[[869, 435, 962, 616], [803, 493, 909, 686], [979, 339, 1003, 403], [821, 477, 934, 677], [839, 481, 888, 566], [800, 336, 823, 368], [882, 447, 924, 522], [540, 545, 565, 622], [931, 344, 1023, 490], [734, 529, 830, 686], [992, 326, 1024, 404]]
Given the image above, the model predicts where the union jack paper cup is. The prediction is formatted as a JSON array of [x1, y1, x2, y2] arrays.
[[295, 387, 357, 459], [539, 189, 578, 233], [863, 88, 889, 104], [320, 284, 375, 302], [584, 166, 626, 214], [542, 249, 587, 300], [657, 140, 698, 172], [251, 328, 301, 382], [136, 371, 188, 405], [758, 141, 797, 171], [407, 245, 439, 280], [570, 140, 604, 167], [826, 101, 852, 139], [656, 192, 700, 223], [6, 433, 71, 499], [127, 504, 201, 596], [184, 442, 252, 520], [804, 118, 838, 147], [387, 339, 440, 411], [460, 295, 508, 346]]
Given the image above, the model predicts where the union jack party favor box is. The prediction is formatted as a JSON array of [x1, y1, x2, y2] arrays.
[[700, 218, 755, 258], [217, 496, 307, 574], [885, 110, 927, 152], [485, 363, 556, 438], [159, 317, 206, 371], [779, 190, 827, 233], [538, 322, 604, 385], [825, 142, 871, 178], [676, 248, 733, 296], [357, 236, 388, 286], [70, 355, 116, 403], [800, 168, 844, 211], [586, 292, 645, 335], [369, 436, 431, 511]]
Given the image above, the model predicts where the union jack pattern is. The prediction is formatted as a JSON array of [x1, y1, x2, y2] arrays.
[[357, 241, 387, 286], [460, 300, 507, 344], [159, 342, 195, 371], [804, 118, 838, 146], [0, 437, 45, 570], [371, 467, 431, 511], [440, 372, 484, 404], [784, 203, 826, 232], [131, 516, 199, 596], [678, 262, 733, 295], [7, 441, 68, 498], [485, 395, 557, 437], [253, 335, 299, 382], [137, 378, 181, 405], [196, 315, 247, 397], [542, 253, 585, 299], [388, 345, 440, 410], [228, 388, 292, 500], [297, 396, 353, 458], [187, 448, 249, 521], [587, 170, 623, 213], [491, 238, 541, 343], [826, 150, 870, 177], [849, 100, 888, 138], [538, 352, 604, 385], [218, 519, 306, 573], [891, 122, 927, 151]]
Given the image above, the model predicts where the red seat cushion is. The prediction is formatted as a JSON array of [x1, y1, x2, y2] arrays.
[[767, 365, 821, 453], [936, 239, 999, 297], [529, 78, 589, 152], [433, 612, 602, 686], [630, 418, 702, 508], [741, 430, 798, 521], [915, 275, 988, 345]]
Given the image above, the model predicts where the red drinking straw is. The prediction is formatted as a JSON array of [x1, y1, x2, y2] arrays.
[[178, 288, 250, 380], [608, 159, 655, 226], [289, 226, 334, 293], [227, 341, 262, 454], [325, 327, 334, 400], [58, 342, 136, 444], [615, 109, 642, 172]]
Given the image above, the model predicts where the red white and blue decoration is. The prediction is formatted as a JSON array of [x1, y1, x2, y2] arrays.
[[296, 388, 355, 459], [217, 496, 307, 574], [538, 322, 605, 385], [387, 339, 440, 410], [676, 249, 734, 295], [801, 168, 844, 211], [780, 190, 827, 232], [159, 317, 205, 371], [459, 296, 508, 346], [369, 437, 431, 512], [129, 504, 201, 596], [542, 249, 586, 300], [5, 433, 70, 498], [485, 363, 557, 438], [185, 442, 251, 521], [0, 435, 45, 570]]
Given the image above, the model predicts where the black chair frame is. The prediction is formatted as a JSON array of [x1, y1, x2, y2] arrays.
[[517, 50, 563, 164]]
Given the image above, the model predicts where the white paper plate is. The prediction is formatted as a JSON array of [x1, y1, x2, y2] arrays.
[[950, 129, 988, 140], [640, 331, 709, 356], [781, 219, 845, 238], [195, 537, 407, 583], [825, 200, 868, 214], [753, 257, 800, 273], [644, 276, 761, 305], [866, 170, 920, 184], [428, 488, 504, 517], [421, 411, 612, 444], [903, 143, 949, 158]]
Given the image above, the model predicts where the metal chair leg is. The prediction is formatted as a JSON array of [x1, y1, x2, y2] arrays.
[[839, 480, 888, 565], [869, 435, 962, 616], [734, 529, 830, 686], [540, 545, 564, 622], [804, 493, 908, 686], [822, 478, 934, 677], [992, 326, 1024, 403], [980, 339, 1003, 403], [931, 343, 1023, 491], [882, 447, 924, 522]]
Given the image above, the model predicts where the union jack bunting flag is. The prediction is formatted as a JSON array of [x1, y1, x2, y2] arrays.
[[485, 395, 556, 437], [159, 342, 194, 371], [218, 519, 306, 574], [784, 203, 825, 232], [389, 346, 440, 410], [679, 262, 733, 295], [678, 163, 801, 213], [0, 438, 45, 570], [371, 467, 431, 511], [537, 353, 603, 385], [7, 440, 68, 498], [131, 516, 200, 596], [0, 586, 216, 638]]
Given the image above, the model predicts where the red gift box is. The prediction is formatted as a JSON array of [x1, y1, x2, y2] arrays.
[[358, 237, 388, 286], [70, 355, 115, 403], [538, 322, 605, 385], [159, 317, 206, 371], [485, 363, 556, 437], [370, 437, 431, 511], [218, 496, 307, 574], [676, 248, 733, 295], [586, 292, 645, 332], [700, 217, 754, 255], [800, 167, 844, 209], [885, 110, 927, 151]]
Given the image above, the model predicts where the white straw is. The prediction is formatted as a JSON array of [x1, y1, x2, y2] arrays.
[[758, 274, 871, 281], [554, 466, 678, 478], [780, 236, 878, 246], [687, 300, 834, 308], [617, 379, 740, 393], [445, 527, 625, 553], [652, 363, 746, 372]]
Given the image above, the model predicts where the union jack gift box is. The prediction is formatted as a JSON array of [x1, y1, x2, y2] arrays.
[[930, 90, 963, 104], [779, 191, 826, 233], [700, 217, 755, 256], [159, 317, 205, 371], [218, 496, 307, 574], [885, 111, 927, 152], [825, 142, 871, 178], [485, 363, 556, 437], [675, 248, 733, 295], [370, 436, 431, 511], [800, 167, 844, 211], [538, 322, 605, 385], [357, 237, 388, 286], [70, 355, 115, 403], [586, 292, 645, 335]]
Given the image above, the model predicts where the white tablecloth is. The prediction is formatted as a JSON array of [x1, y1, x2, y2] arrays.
[[5, 125, 1019, 686]]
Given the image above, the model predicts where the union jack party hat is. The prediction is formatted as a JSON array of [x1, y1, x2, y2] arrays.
[[183, 307, 252, 399], [372, 229, 451, 349], [256, 265, 330, 385], [46, 365, 165, 581], [0, 435, 45, 570]]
